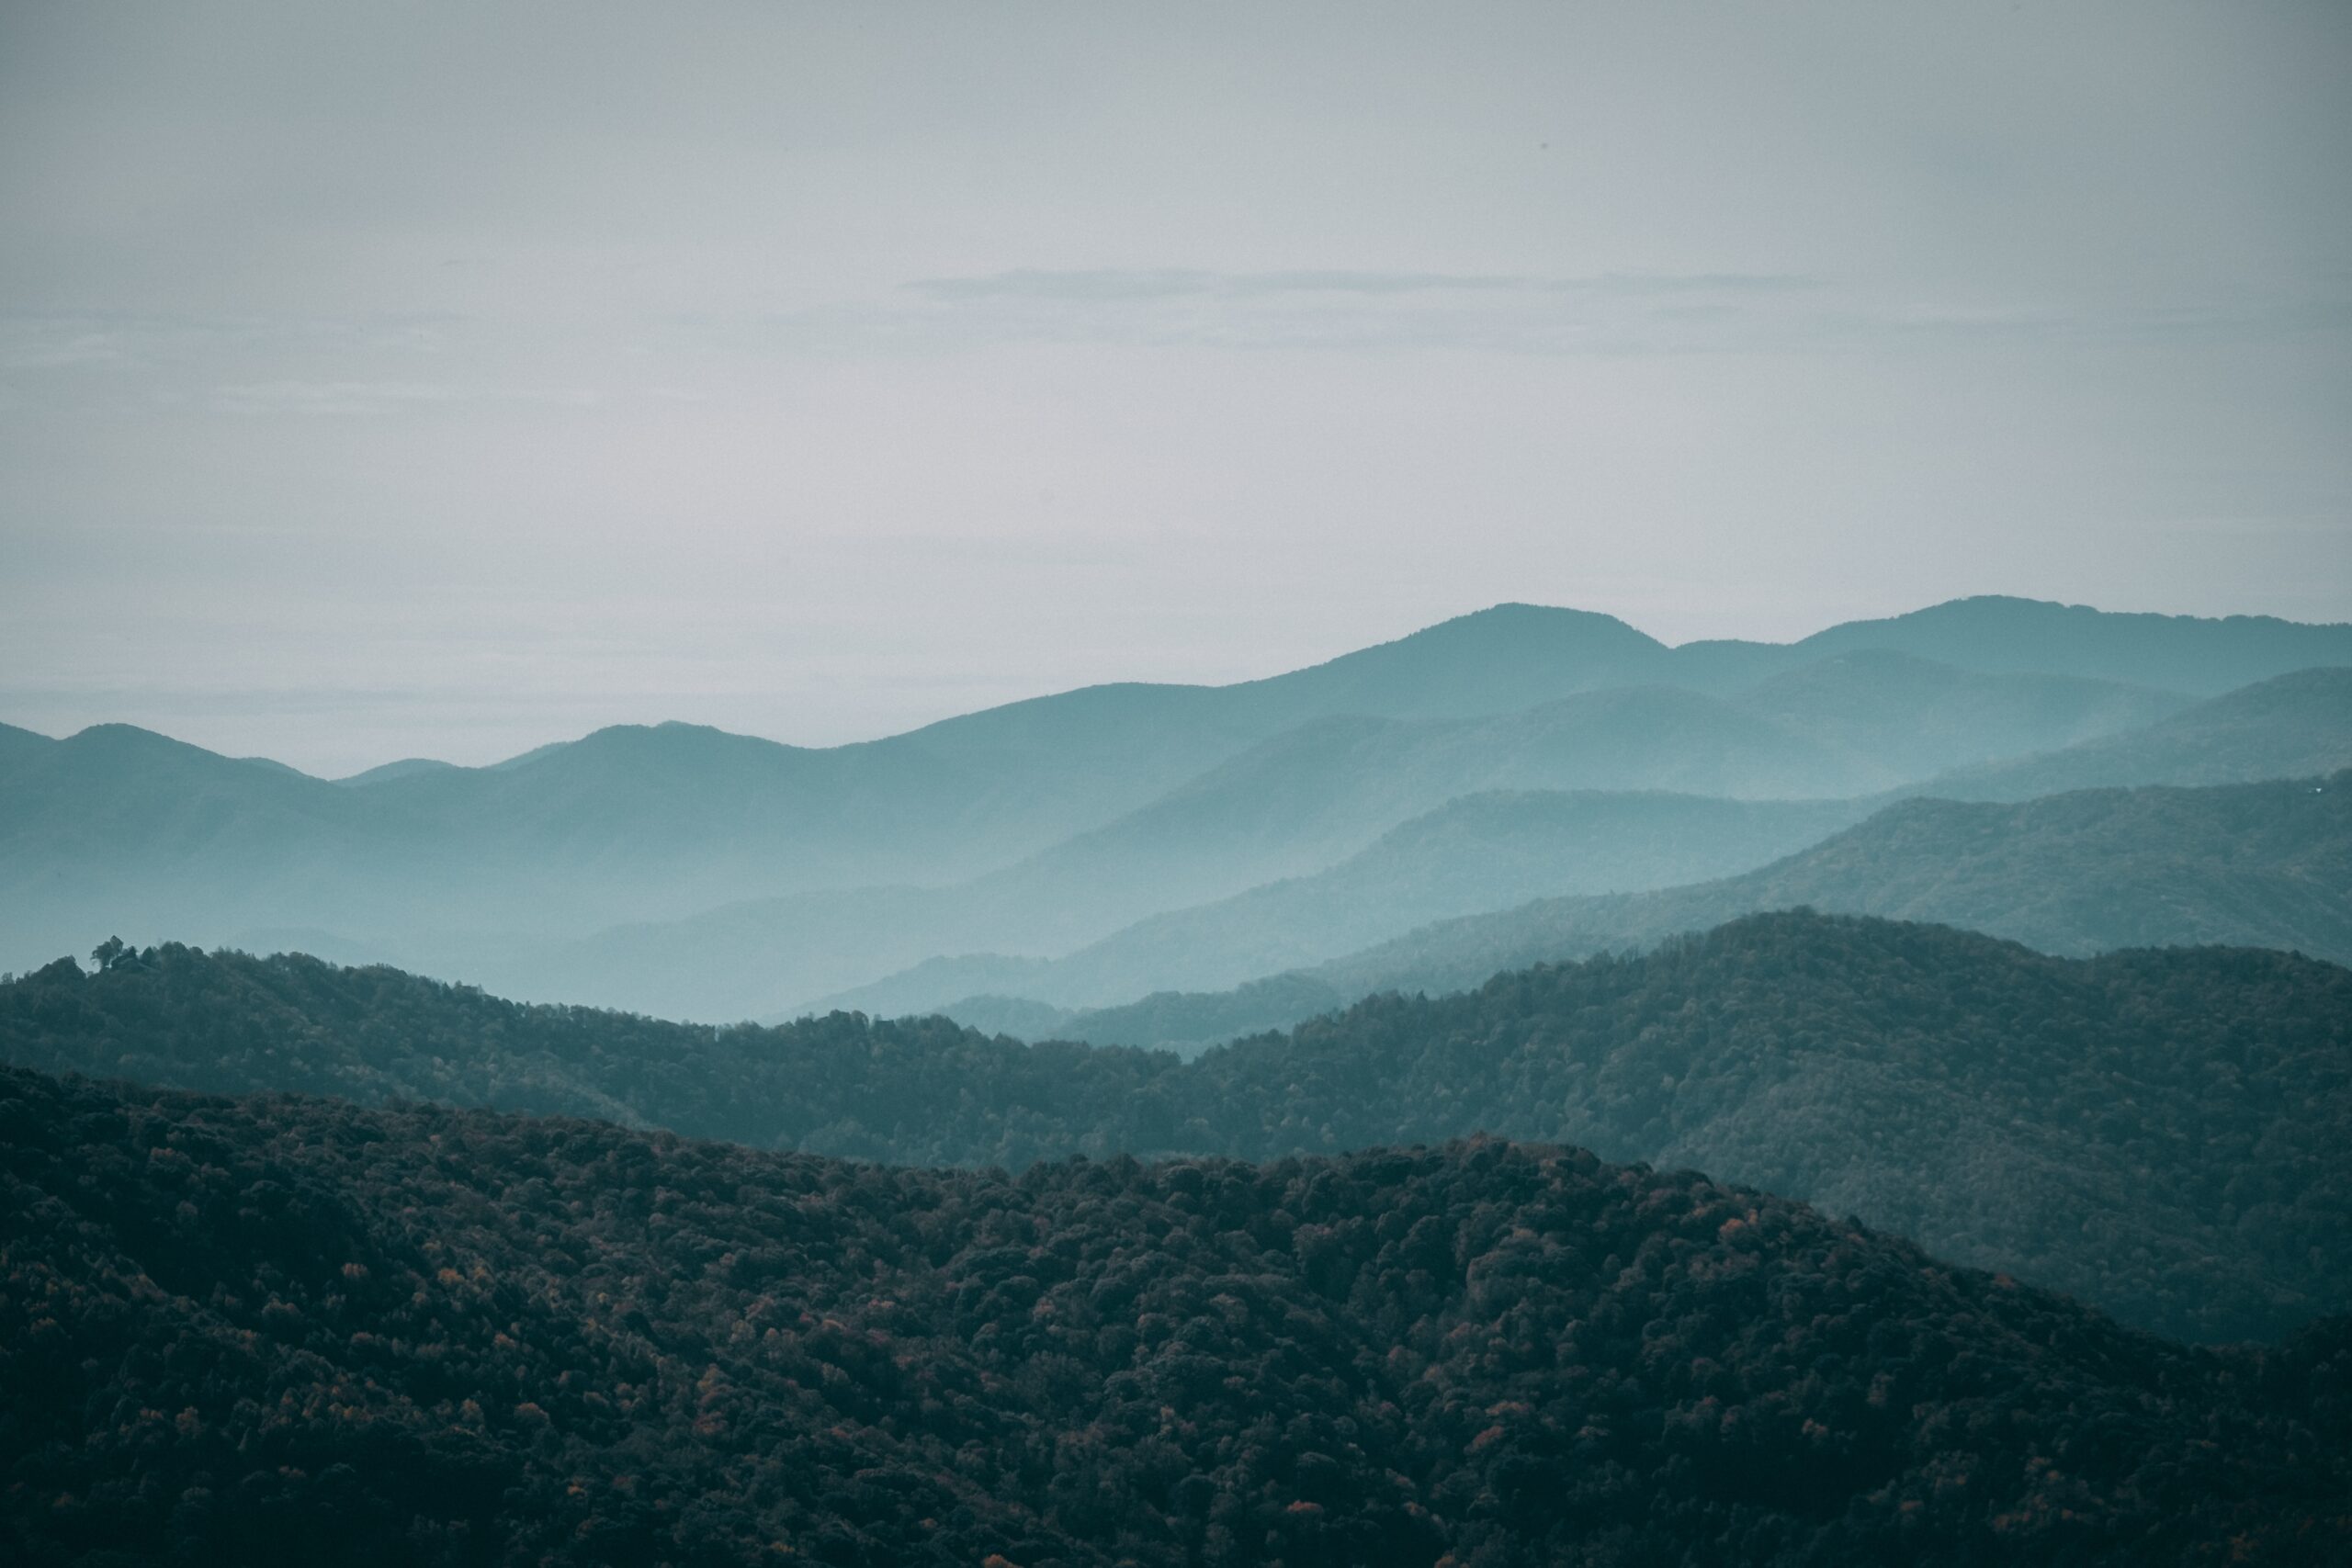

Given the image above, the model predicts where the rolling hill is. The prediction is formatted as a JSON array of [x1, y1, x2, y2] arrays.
[[6, 600, 2344, 1025], [520, 694, 1884, 1021], [1928, 665, 2352, 799], [1724, 649, 2187, 780], [1313, 768, 2352, 1002], [550, 660, 2250, 1021], [796, 790, 1871, 1019], [828, 682, 2352, 1034], [10, 1067, 2344, 1564], [7, 910, 2347, 1343], [947, 771, 2352, 1051], [1775, 593, 2352, 694], [335, 755, 459, 785]]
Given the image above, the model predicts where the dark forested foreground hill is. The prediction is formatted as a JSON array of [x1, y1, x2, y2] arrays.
[[6, 911, 2347, 1343], [4, 1069, 2347, 1568]]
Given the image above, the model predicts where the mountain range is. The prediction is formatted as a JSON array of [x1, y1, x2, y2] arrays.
[[459, 651, 2352, 1021], [880, 769, 2352, 1050], [11, 592, 2352, 1562], [6, 596, 2348, 1026], [7, 909, 2346, 1344]]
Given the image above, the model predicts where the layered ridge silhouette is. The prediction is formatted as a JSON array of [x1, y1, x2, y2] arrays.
[[8, 597, 2346, 1024]]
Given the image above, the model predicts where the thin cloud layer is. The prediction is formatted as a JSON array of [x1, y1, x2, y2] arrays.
[[908, 269, 1825, 301]]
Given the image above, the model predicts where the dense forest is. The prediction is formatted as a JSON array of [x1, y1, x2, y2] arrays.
[[5, 1066, 2347, 1566], [7, 910, 2346, 1343]]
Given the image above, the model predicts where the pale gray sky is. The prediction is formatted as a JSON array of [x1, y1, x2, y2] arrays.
[[3, 1, 2348, 773]]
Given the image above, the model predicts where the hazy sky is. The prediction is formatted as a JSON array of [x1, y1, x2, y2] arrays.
[[4, 2, 2348, 773]]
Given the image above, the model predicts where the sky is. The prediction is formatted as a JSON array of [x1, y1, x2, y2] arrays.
[[3, 1, 2348, 775]]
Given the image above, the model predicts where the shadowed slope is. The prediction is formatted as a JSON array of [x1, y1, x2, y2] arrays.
[[6, 910, 2347, 1342], [9, 1067, 2345, 1564]]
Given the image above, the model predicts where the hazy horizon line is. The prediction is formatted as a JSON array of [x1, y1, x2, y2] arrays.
[[7, 589, 2348, 779]]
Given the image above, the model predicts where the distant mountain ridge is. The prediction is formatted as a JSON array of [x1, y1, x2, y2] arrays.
[[1778, 594, 2352, 693], [6, 596, 2348, 1020], [484, 779, 1866, 1026], [1926, 665, 2352, 798], [519, 660, 2335, 1021], [1727, 649, 2186, 780], [1318, 765, 2352, 987], [1214, 593, 2352, 708], [789, 790, 1872, 1020], [808, 674, 2352, 1030], [336, 756, 457, 785], [522, 655, 2292, 1021], [924, 769, 2352, 1052]]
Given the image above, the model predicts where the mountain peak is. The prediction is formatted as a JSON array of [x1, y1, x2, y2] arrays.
[[1799, 596, 2352, 694], [1227, 603, 1674, 726], [1402, 601, 1659, 647], [62, 723, 244, 766], [492, 721, 804, 772], [335, 757, 456, 787]]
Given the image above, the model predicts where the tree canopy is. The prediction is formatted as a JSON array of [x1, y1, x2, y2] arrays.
[[4, 910, 2346, 1343], [4, 1066, 2345, 1567]]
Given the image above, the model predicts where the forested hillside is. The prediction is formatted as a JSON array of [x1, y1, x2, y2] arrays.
[[7, 911, 2347, 1343], [970, 772, 2352, 1049], [5, 1067, 2346, 1567]]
